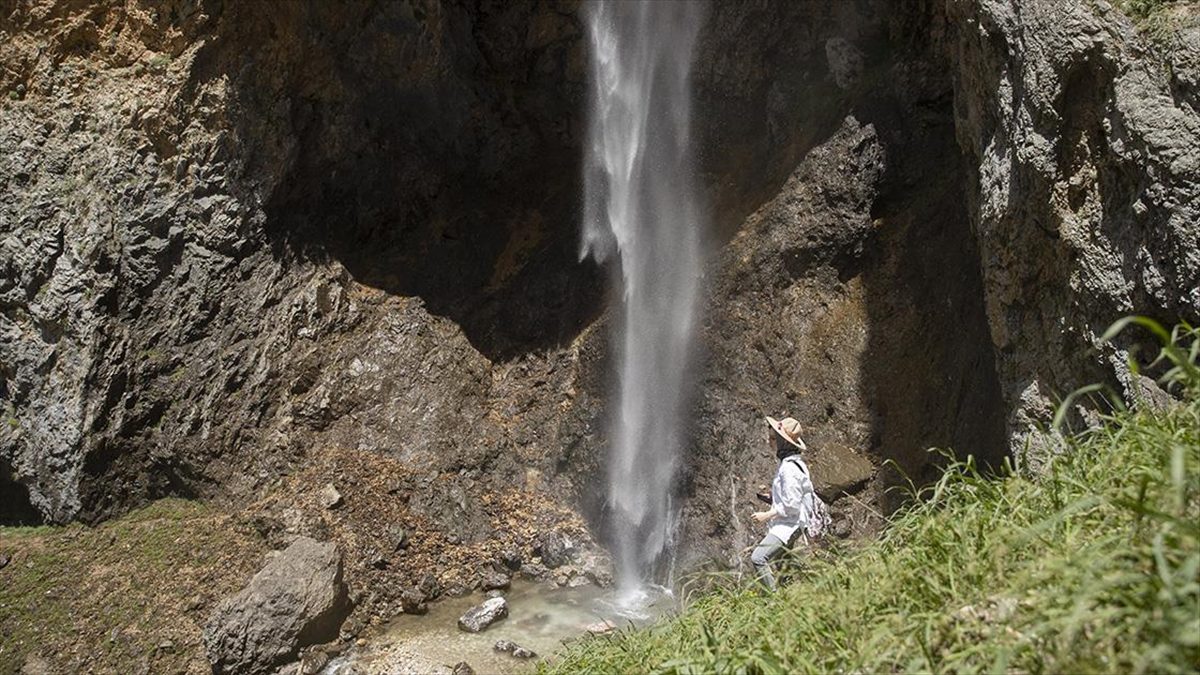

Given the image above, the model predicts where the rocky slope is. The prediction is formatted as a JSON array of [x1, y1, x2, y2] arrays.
[[1, 0, 1197, 638]]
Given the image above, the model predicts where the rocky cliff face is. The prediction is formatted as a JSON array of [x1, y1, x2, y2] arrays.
[[948, 0, 1200, 466], [0, 0, 604, 530], [1, 0, 1196, 582]]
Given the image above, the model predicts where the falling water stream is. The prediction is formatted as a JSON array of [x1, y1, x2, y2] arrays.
[[321, 5, 709, 672], [581, 0, 708, 604]]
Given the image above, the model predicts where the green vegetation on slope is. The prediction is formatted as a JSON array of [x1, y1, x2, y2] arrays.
[[0, 498, 267, 674], [1111, 0, 1200, 45], [547, 321, 1200, 674]]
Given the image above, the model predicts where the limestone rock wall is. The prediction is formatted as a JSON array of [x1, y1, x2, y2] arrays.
[[947, 0, 1200, 465], [0, 0, 1196, 579]]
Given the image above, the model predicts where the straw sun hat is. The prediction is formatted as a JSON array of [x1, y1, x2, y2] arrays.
[[766, 415, 807, 451]]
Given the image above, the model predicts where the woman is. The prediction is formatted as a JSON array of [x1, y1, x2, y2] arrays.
[[749, 415, 815, 590]]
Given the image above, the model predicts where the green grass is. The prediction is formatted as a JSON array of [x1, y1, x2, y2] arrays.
[[1115, 0, 1184, 21], [1110, 0, 1199, 45], [0, 497, 266, 673], [147, 53, 171, 72], [546, 320, 1200, 674]]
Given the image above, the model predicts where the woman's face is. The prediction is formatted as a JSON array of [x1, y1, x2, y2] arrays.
[[770, 430, 790, 454]]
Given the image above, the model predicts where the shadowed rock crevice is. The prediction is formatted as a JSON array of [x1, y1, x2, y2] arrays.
[[0, 457, 42, 526], [859, 107, 1007, 497], [205, 0, 605, 363]]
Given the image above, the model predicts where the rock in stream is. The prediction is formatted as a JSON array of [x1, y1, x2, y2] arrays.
[[457, 597, 508, 633]]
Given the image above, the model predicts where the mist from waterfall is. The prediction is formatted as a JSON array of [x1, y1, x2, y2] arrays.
[[580, 0, 708, 598]]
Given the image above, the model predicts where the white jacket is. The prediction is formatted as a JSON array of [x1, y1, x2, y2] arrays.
[[767, 455, 815, 542]]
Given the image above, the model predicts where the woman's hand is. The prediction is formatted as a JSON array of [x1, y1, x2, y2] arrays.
[[751, 510, 774, 524]]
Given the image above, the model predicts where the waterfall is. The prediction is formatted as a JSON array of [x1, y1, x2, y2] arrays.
[[581, 0, 708, 598]]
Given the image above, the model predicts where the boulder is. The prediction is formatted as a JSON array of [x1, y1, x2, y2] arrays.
[[203, 537, 351, 675], [808, 443, 874, 501], [575, 549, 614, 587], [457, 597, 508, 633], [534, 531, 576, 569], [400, 587, 428, 615], [451, 662, 476, 675], [481, 571, 511, 591], [499, 549, 522, 571]]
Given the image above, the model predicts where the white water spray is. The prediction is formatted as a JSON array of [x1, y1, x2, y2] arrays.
[[581, 0, 708, 598]]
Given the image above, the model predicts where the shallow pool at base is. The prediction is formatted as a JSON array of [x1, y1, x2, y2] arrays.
[[326, 580, 672, 674]]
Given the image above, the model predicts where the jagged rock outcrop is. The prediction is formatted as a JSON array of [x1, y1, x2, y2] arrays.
[[947, 0, 1200, 466], [0, 0, 605, 530]]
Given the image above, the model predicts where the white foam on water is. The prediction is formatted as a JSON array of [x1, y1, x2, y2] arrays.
[[600, 583, 677, 622]]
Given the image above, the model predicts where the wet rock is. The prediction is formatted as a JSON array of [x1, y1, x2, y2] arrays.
[[203, 537, 351, 675], [518, 562, 548, 581], [575, 549, 614, 588], [320, 484, 343, 510], [485, 589, 505, 599], [400, 587, 428, 615], [457, 597, 508, 633], [534, 531, 575, 569], [481, 571, 510, 591], [513, 645, 537, 659], [494, 639, 538, 659], [451, 662, 475, 675], [585, 620, 616, 634], [445, 582, 472, 598]]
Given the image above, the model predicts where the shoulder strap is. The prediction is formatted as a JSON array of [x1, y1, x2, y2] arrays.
[[783, 455, 809, 476]]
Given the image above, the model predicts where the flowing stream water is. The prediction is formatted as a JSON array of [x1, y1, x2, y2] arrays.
[[581, 0, 708, 603], [327, 582, 629, 674]]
